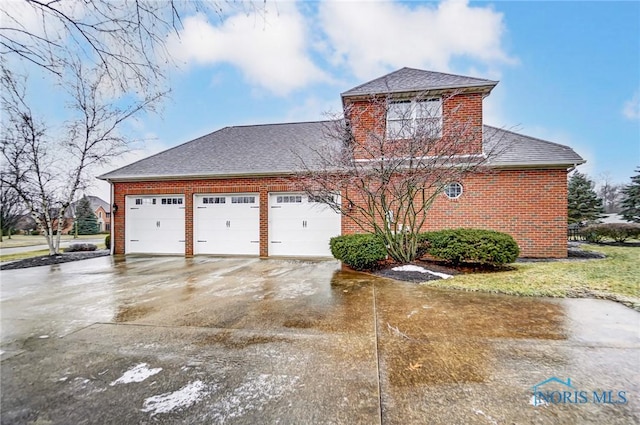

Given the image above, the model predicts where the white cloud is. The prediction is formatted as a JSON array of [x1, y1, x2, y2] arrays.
[[284, 95, 342, 123], [318, 0, 514, 80], [622, 92, 640, 120], [166, 3, 328, 95]]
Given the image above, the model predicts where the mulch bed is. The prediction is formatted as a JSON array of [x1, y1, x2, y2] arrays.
[[373, 245, 608, 283], [1, 250, 110, 270]]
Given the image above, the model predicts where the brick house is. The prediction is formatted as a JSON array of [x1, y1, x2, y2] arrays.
[[99, 68, 584, 258], [64, 195, 112, 233]]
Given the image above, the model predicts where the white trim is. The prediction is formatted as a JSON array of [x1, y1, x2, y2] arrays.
[[353, 153, 486, 163]]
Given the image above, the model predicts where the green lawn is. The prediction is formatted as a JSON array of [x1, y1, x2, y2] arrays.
[[423, 244, 639, 310], [1, 234, 107, 263], [0, 234, 103, 249]]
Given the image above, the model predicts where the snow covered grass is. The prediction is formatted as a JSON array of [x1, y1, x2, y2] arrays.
[[422, 245, 639, 309]]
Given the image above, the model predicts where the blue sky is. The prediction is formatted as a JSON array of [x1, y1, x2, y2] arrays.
[[7, 1, 640, 200]]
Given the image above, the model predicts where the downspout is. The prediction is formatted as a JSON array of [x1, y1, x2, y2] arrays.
[[109, 180, 115, 256]]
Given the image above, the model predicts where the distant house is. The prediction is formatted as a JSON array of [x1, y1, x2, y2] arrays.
[[100, 67, 584, 258], [65, 195, 111, 233], [11, 196, 111, 235]]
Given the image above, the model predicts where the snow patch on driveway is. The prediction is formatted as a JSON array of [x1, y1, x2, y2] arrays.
[[391, 265, 453, 279], [142, 380, 212, 416], [208, 374, 300, 423], [110, 363, 162, 386]]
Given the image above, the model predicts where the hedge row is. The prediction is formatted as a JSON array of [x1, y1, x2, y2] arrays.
[[579, 223, 640, 243], [420, 229, 519, 266], [330, 228, 520, 270]]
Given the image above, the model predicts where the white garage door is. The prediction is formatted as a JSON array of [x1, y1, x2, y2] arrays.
[[126, 195, 185, 254], [194, 194, 260, 255], [269, 193, 341, 257]]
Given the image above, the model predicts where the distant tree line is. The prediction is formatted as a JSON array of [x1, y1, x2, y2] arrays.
[[568, 168, 640, 225]]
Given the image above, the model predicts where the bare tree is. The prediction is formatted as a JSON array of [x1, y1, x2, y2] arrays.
[[0, 0, 261, 94], [597, 172, 623, 214], [1, 61, 163, 254], [0, 176, 24, 241], [297, 93, 505, 263]]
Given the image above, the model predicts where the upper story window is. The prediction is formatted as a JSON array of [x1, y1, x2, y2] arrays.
[[386, 98, 442, 139]]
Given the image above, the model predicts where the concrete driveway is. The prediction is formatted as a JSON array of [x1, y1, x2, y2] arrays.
[[1, 256, 638, 424]]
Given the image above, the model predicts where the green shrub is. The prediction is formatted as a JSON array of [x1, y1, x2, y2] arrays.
[[30, 230, 40, 235], [330, 234, 387, 270], [105, 234, 111, 250], [422, 228, 520, 265], [65, 243, 97, 253], [579, 223, 640, 243]]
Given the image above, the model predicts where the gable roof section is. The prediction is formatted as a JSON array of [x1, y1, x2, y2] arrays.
[[341, 67, 498, 97], [484, 126, 585, 168], [99, 121, 342, 181], [100, 121, 584, 181]]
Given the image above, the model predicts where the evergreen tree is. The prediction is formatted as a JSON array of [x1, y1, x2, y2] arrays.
[[568, 171, 604, 224], [620, 167, 640, 223], [74, 196, 99, 235]]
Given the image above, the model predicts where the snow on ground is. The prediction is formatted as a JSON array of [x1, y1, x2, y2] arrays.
[[110, 363, 162, 386], [142, 380, 211, 416], [391, 265, 453, 279], [207, 374, 300, 423]]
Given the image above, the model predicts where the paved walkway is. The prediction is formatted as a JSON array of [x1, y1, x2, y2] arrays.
[[1, 257, 638, 424]]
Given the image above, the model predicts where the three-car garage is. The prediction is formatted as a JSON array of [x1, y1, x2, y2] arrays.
[[123, 192, 341, 257]]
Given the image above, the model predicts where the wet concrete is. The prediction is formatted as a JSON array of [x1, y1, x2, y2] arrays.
[[1, 256, 638, 424]]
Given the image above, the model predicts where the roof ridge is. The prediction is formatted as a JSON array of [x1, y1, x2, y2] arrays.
[[408, 67, 497, 83], [227, 119, 336, 129], [340, 67, 410, 96]]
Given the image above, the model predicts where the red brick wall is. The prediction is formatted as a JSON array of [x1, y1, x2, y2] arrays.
[[443, 92, 483, 155], [112, 176, 308, 257], [112, 168, 569, 259], [341, 169, 569, 258], [345, 91, 484, 160]]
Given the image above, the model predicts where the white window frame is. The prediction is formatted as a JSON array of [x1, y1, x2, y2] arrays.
[[386, 97, 442, 139], [444, 182, 463, 199]]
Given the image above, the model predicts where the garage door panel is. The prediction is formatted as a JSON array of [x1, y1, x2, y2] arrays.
[[269, 193, 341, 257], [125, 196, 185, 254], [194, 194, 259, 255]]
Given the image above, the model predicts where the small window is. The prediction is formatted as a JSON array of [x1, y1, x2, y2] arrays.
[[444, 183, 463, 199], [135, 199, 143, 205], [231, 196, 255, 204], [161, 197, 183, 205], [309, 195, 335, 203], [203, 197, 225, 204], [276, 195, 302, 204]]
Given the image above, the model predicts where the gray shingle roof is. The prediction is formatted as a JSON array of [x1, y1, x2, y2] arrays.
[[99, 121, 584, 181], [341, 67, 498, 97], [484, 126, 585, 167], [98, 121, 342, 181]]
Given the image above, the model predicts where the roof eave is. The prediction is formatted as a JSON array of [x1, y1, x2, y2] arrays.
[[98, 170, 303, 183], [489, 159, 586, 169], [341, 82, 498, 101]]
